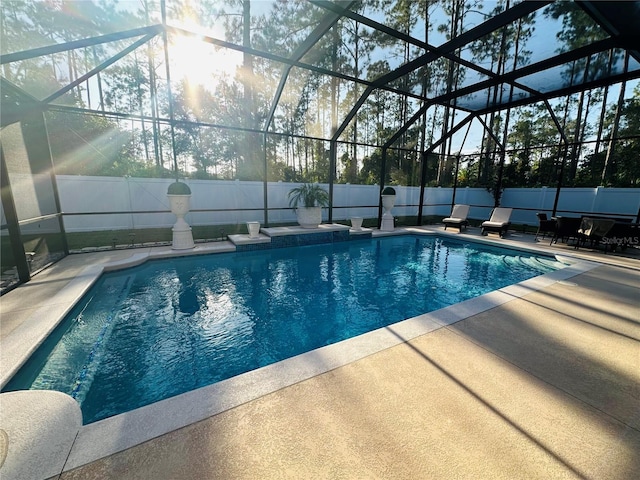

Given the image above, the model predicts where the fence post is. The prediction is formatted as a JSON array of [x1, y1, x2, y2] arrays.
[[125, 176, 134, 230], [539, 186, 547, 212], [590, 186, 603, 214]]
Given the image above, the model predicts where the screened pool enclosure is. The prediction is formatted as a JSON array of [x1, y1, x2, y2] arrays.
[[1, 0, 640, 292]]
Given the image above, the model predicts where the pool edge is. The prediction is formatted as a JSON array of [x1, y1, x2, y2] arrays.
[[62, 246, 599, 472], [0, 228, 606, 477]]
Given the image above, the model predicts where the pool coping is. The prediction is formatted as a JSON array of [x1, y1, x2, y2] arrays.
[[0, 227, 603, 478]]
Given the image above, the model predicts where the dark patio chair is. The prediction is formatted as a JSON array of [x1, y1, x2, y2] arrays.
[[604, 222, 640, 252], [550, 216, 581, 245], [535, 213, 556, 241], [576, 216, 616, 249]]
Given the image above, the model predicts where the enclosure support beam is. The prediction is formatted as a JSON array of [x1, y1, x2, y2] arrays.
[[314, 0, 554, 115], [20, 111, 69, 255], [160, 0, 179, 176], [328, 139, 339, 224], [377, 147, 389, 228], [264, 2, 354, 133], [379, 102, 432, 227], [451, 155, 461, 209], [383, 102, 433, 150], [543, 99, 570, 217], [42, 33, 157, 105], [433, 37, 619, 117], [602, 51, 630, 184], [0, 78, 42, 128], [451, 120, 473, 209], [0, 145, 31, 285], [475, 115, 507, 206], [263, 133, 269, 227], [417, 113, 474, 224], [0, 25, 162, 65], [475, 115, 504, 150], [333, 0, 549, 145]]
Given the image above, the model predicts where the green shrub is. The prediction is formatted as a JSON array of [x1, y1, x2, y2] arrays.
[[167, 181, 192, 195], [287, 183, 330, 208]]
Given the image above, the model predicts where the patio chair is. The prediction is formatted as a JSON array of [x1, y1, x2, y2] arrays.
[[481, 207, 512, 237], [550, 216, 582, 245], [535, 213, 556, 241], [604, 221, 640, 252], [443, 204, 470, 232], [576, 216, 616, 249]]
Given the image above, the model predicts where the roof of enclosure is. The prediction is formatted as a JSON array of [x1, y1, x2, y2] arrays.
[[1, 0, 640, 138]]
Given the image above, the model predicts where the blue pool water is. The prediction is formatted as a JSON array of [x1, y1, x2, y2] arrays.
[[5, 235, 563, 423]]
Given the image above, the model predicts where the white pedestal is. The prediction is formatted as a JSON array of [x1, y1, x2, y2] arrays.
[[381, 195, 396, 231], [172, 222, 194, 250], [168, 194, 195, 250], [381, 214, 395, 231]]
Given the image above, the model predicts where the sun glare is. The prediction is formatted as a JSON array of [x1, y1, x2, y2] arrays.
[[168, 34, 242, 89]]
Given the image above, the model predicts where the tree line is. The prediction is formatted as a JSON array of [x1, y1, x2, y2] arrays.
[[1, 0, 638, 189]]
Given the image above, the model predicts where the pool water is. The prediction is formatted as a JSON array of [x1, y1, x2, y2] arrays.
[[4, 235, 563, 423]]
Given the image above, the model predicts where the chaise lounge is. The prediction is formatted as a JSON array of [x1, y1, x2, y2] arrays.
[[443, 204, 470, 232], [481, 207, 512, 238]]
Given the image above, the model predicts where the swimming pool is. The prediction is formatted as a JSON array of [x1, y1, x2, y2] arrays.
[[4, 235, 564, 423]]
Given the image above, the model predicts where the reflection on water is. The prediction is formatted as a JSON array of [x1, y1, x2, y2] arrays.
[[4, 236, 562, 423]]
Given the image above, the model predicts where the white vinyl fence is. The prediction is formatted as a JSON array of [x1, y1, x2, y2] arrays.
[[13, 176, 640, 233]]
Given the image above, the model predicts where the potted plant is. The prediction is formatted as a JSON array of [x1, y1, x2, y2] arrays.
[[167, 180, 194, 249], [381, 186, 396, 231], [287, 183, 330, 228]]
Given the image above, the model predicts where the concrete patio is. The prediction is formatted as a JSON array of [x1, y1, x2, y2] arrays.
[[1, 227, 639, 479]]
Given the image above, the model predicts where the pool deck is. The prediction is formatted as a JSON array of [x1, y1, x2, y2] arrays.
[[1, 226, 639, 479]]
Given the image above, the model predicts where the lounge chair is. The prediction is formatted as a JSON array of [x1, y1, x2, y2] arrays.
[[443, 204, 470, 232], [481, 207, 512, 237], [535, 213, 556, 241]]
